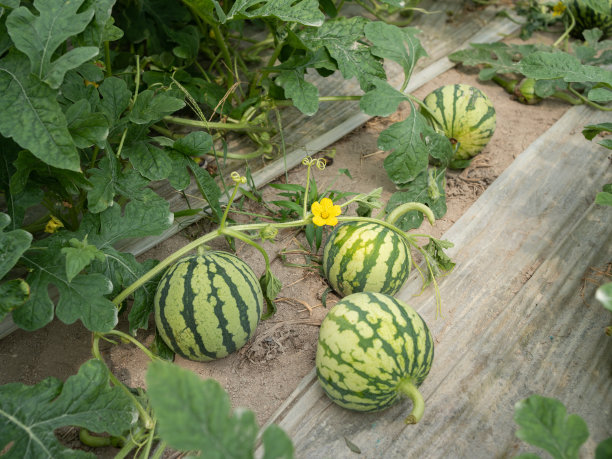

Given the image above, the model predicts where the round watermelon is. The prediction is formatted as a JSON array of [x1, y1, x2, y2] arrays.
[[154, 251, 263, 361], [316, 292, 434, 423], [566, 0, 612, 38], [421, 83, 496, 162], [321, 221, 410, 297]]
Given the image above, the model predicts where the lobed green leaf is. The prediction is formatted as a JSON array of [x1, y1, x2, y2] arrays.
[[0, 359, 137, 459], [0, 51, 80, 171], [514, 395, 589, 459], [0, 212, 32, 279], [225, 0, 324, 26], [6, 0, 98, 89]]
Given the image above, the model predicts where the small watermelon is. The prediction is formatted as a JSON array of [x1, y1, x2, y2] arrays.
[[154, 251, 263, 362], [566, 0, 612, 38], [321, 221, 410, 297], [316, 292, 434, 423], [421, 83, 496, 162]]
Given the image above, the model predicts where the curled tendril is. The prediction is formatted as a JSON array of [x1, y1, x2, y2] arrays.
[[231, 171, 247, 184], [301, 156, 326, 170]]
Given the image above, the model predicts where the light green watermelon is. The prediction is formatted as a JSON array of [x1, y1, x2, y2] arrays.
[[321, 221, 410, 297], [154, 251, 263, 362], [421, 83, 496, 162], [316, 292, 434, 423]]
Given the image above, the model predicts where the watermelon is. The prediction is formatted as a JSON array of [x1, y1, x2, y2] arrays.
[[565, 0, 612, 38], [321, 221, 410, 297], [316, 292, 434, 423], [154, 251, 263, 362], [421, 83, 496, 162]]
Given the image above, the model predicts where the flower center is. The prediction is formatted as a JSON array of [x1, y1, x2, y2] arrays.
[[321, 210, 329, 219]]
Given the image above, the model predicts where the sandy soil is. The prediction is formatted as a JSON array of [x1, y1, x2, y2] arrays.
[[0, 36, 571, 453]]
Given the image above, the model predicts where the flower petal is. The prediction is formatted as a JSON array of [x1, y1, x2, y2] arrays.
[[326, 216, 338, 226], [320, 197, 333, 209], [328, 205, 341, 217], [311, 201, 322, 215], [312, 215, 326, 226]]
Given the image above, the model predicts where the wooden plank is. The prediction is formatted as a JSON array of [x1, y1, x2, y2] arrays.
[[1, 4, 520, 339], [258, 104, 612, 458]]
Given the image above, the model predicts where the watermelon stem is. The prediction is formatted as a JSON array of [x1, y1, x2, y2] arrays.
[[397, 379, 425, 424]]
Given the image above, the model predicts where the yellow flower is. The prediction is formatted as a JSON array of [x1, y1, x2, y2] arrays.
[[44, 216, 64, 233], [552, 1, 566, 16], [311, 198, 341, 227]]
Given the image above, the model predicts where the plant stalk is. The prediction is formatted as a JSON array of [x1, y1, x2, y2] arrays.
[[397, 379, 425, 424]]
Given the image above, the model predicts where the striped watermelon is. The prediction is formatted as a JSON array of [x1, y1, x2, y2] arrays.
[[316, 292, 434, 423], [566, 0, 612, 38], [421, 84, 496, 161], [154, 251, 263, 362], [321, 221, 410, 297]]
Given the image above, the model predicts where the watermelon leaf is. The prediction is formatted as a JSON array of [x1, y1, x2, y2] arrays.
[[364, 22, 427, 81], [514, 395, 589, 459], [360, 78, 408, 117], [0, 359, 137, 459], [519, 51, 612, 86], [15, 241, 118, 332], [385, 168, 447, 231], [172, 130, 213, 157], [379, 107, 433, 187], [0, 51, 81, 171], [0, 212, 32, 278], [0, 279, 29, 322], [301, 17, 385, 91], [98, 76, 133, 123], [275, 69, 319, 116], [60, 236, 106, 283], [224, 0, 324, 27], [146, 360, 294, 457], [596, 437, 612, 459], [260, 267, 282, 319], [6, 0, 98, 89]]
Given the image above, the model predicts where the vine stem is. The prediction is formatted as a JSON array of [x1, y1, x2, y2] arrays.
[[397, 379, 425, 424], [163, 115, 266, 132], [385, 202, 435, 226], [92, 334, 154, 429], [223, 228, 270, 269], [554, 7, 575, 49], [111, 218, 312, 307], [567, 85, 612, 111]]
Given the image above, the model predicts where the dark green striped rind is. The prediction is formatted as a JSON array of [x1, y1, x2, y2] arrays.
[[154, 251, 263, 362], [566, 0, 612, 38], [315, 292, 434, 412], [322, 222, 410, 298], [422, 84, 496, 160]]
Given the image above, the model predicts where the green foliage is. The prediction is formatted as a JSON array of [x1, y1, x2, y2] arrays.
[[0, 0, 455, 456], [147, 360, 294, 458], [0, 359, 137, 458], [449, 31, 612, 109], [514, 395, 611, 459]]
